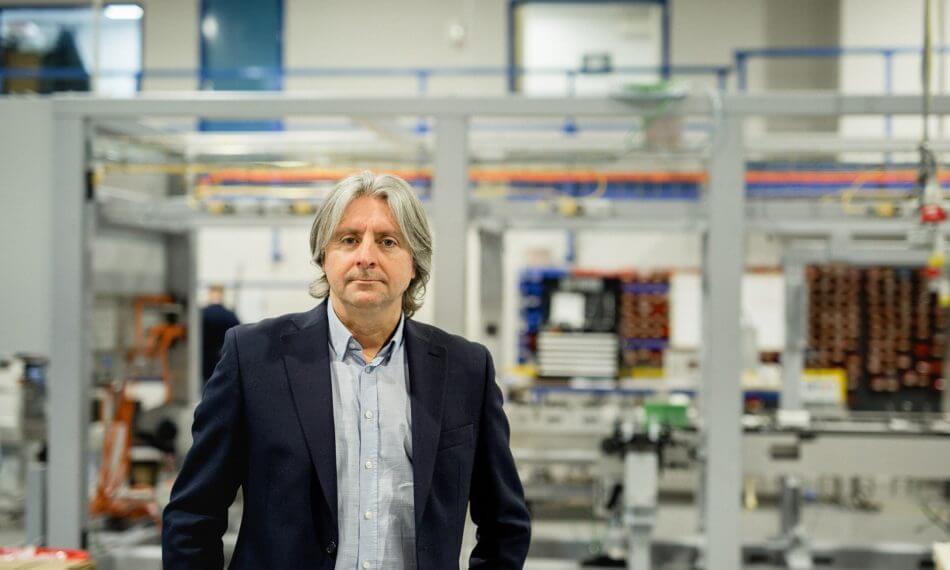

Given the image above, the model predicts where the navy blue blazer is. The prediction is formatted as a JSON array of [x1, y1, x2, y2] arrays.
[[162, 300, 531, 569]]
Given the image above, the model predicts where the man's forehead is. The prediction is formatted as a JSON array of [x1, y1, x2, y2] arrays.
[[334, 197, 402, 233]]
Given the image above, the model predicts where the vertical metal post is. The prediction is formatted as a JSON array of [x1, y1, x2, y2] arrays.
[[564, 71, 578, 134], [49, 114, 89, 548], [883, 50, 894, 142], [701, 114, 745, 570], [781, 258, 807, 410], [25, 464, 46, 545], [660, 0, 671, 81], [735, 52, 748, 92], [91, 0, 103, 93], [166, 232, 201, 403], [478, 227, 505, 363], [188, 231, 202, 403], [717, 68, 729, 91], [432, 116, 469, 334]]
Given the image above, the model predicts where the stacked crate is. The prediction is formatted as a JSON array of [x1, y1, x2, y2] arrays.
[[806, 266, 862, 389], [517, 268, 567, 365], [518, 268, 673, 378], [619, 271, 671, 371], [806, 264, 946, 410]]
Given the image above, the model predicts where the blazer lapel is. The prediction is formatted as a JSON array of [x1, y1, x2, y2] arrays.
[[280, 300, 337, 523], [405, 320, 447, 528]]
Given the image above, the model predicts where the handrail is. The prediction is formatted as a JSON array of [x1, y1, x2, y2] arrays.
[[734, 45, 950, 92]]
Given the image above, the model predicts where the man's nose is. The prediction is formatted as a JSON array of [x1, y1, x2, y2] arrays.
[[355, 238, 378, 266]]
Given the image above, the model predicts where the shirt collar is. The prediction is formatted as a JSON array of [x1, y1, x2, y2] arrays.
[[326, 297, 405, 363]]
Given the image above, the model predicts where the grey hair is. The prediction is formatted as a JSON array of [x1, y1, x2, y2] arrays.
[[308, 171, 432, 317]]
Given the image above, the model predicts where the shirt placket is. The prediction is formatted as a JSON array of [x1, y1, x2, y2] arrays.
[[356, 347, 381, 570]]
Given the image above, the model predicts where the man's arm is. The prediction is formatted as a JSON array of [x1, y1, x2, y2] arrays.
[[468, 347, 531, 568], [163, 327, 247, 569]]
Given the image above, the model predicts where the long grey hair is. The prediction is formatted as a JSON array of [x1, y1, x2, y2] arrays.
[[308, 171, 432, 317]]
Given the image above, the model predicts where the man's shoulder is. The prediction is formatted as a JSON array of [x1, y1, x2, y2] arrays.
[[408, 319, 489, 359], [230, 308, 314, 340]]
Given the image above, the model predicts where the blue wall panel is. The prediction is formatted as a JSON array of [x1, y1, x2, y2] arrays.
[[200, 0, 282, 131]]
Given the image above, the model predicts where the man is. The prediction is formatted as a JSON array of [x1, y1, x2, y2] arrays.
[[163, 172, 531, 569], [200, 284, 240, 385]]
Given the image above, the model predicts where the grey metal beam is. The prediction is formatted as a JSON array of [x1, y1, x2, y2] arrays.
[[722, 92, 950, 116], [54, 94, 708, 119], [431, 116, 469, 334], [52, 93, 950, 120], [473, 199, 705, 232], [747, 133, 950, 154], [781, 259, 807, 410], [100, 189, 950, 239], [49, 115, 89, 548], [701, 115, 745, 570], [784, 243, 933, 266]]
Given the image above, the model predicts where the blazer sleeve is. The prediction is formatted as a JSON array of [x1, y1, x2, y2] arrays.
[[163, 327, 247, 569], [468, 346, 532, 568]]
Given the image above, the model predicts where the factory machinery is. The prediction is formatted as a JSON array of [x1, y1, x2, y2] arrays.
[[507, 393, 950, 569], [8, 90, 950, 570], [505, 254, 949, 568]]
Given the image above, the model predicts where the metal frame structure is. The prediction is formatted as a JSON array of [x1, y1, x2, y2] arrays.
[[20, 92, 950, 569]]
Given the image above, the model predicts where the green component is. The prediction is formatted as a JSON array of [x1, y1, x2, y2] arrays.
[[618, 80, 675, 96], [644, 401, 689, 429]]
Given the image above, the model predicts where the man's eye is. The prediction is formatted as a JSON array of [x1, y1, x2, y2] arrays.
[[381, 238, 398, 248], [341, 237, 357, 245]]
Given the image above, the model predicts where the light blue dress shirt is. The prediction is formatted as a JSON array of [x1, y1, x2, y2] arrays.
[[327, 298, 416, 570]]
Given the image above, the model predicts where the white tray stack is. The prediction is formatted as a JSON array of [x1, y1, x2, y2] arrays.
[[537, 331, 618, 379]]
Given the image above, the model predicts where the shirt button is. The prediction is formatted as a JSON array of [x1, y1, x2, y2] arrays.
[[362, 562, 371, 570], [364, 410, 374, 420], [364, 460, 373, 469], [364, 511, 373, 520]]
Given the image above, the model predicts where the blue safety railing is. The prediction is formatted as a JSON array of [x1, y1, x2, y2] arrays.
[[0, 64, 731, 96], [9, 48, 950, 99], [733, 46, 950, 93], [734, 46, 950, 139]]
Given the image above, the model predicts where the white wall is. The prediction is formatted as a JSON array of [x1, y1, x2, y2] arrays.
[[671, 0, 766, 90], [284, 0, 508, 95], [840, 0, 950, 147], [140, 0, 199, 90]]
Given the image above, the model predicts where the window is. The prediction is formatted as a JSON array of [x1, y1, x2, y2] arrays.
[[0, 4, 143, 96]]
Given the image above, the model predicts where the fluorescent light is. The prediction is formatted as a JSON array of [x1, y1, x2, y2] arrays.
[[104, 4, 143, 20], [201, 15, 218, 40]]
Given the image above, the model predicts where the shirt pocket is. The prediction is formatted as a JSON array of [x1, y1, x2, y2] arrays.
[[437, 423, 474, 451]]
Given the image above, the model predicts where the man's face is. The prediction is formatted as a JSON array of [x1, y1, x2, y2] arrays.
[[323, 196, 415, 314]]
